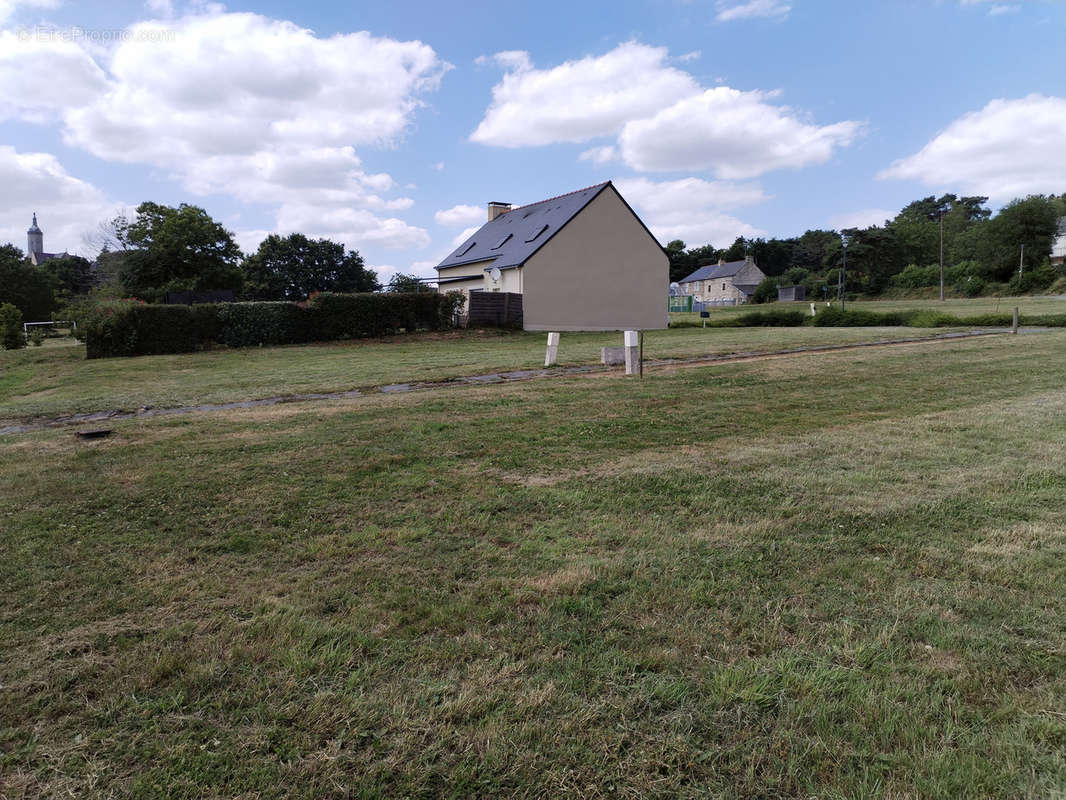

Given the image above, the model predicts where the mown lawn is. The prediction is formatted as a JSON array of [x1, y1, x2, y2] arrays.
[[2, 332, 1065, 798], [671, 293, 1066, 325], [0, 325, 969, 424]]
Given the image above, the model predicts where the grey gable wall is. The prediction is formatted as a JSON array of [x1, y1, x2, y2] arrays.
[[522, 184, 668, 331]]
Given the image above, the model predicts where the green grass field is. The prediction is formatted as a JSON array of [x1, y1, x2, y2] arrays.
[[2, 326, 1065, 798], [670, 293, 1066, 325], [0, 325, 972, 425]]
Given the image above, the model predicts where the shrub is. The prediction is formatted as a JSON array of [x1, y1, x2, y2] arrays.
[[750, 276, 778, 304], [1008, 264, 1057, 295], [731, 309, 806, 326], [811, 307, 896, 326], [0, 303, 25, 349], [216, 302, 311, 348], [82, 292, 464, 358], [28, 327, 45, 346]]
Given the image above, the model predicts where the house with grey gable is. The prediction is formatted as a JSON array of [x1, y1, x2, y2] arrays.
[[678, 257, 766, 305], [435, 181, 668, 331]]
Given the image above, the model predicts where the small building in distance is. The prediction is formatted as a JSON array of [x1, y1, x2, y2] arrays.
[[435, 181, 667, 331], [1051, 216, 1066, 266], [677, 256, 766, 305], [26, 213, 69, 266], [778, 285, 805, 302]]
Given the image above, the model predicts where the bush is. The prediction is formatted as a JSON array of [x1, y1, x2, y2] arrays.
[[83, 299, 202, 358], [811, 307, 898, 326], [82, 292, 464, 358], [0, 303, 25, 349], [1008, 264, 1057, 295], [28, 328, 45, 346], [216, 302, 311, 348], [731, 309, 806, 326], [750, 276, 778, 304]]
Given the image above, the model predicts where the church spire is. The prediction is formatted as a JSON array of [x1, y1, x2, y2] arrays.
[[27, 212, 44, 258]]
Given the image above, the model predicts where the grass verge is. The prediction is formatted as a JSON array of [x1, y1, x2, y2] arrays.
[[2, 332, 1065, 797]]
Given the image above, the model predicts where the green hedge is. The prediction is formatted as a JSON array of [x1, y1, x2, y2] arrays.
[[729, 309, 807, 327], [84, 292, 464, 358]]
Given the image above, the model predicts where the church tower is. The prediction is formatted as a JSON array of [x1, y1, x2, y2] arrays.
[[27, 213, 43, 258]]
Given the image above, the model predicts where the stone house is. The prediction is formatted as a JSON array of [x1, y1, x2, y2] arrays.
[[678, 257, 766, 304]]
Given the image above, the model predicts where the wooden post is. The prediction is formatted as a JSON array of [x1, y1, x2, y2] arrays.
[[639, 331, 644, 379], [1012, 307, 1019, 335], [624, 330, 639, 376], [544, 332, 560, 366]]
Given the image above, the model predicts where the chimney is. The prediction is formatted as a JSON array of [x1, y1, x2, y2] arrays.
[[488, 201, 511, 221]]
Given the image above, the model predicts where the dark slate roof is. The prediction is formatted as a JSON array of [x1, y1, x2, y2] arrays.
[[436, 182, 611, 273], [678, 259, 754, 284]]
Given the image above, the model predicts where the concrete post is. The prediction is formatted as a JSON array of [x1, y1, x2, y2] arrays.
[[544, 332, 560, 366], [624, 330, 639, 375], [1012, 307, 1019, 335]]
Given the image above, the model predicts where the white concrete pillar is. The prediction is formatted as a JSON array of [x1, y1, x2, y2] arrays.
[[544, 332, 560, 366], [624, 330, 639, 375]]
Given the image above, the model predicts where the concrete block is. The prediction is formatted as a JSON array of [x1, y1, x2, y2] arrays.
[[600, 346, 625, 366]]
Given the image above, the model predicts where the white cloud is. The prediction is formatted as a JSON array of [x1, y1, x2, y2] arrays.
[[578, 145, 618, 164], [615, 176, 767, 245], [0, 11, 446, 250], [0, 0, 61, 24], [407, 259, 442, 277], [618, 87, 863, 178], [451, 225, 480, 247], [0, 30, 109, 121], [959, 0, 1021, 13], [232, 228, 271, 255], [0, 145, 120, 258], [470, 42, 861, 180], [715, 0, 791, 22], [144, 0, 174, 17], [877, 94, 1066, 201], [434, 204, 484, 227], [470, 42, 700, 147], [828, 208, 897, 230], [678, 50, 701, 62]]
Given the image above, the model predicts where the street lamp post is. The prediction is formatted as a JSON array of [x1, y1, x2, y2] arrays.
[[938, 210, 945, 301], [839, 234, 848, 312]]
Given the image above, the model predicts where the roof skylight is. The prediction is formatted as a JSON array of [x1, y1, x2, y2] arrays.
[[491, 233, 512, 249], [525, 224, 549, 242]]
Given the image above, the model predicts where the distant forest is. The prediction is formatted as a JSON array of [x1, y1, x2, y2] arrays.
[[667, 193, 1065, 301]]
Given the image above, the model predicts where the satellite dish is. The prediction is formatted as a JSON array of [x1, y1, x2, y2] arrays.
[[669, 282, 680, 290], [489, 267, 502, 282]]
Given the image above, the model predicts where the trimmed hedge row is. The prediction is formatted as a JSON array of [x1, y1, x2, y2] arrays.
[[85, 292, 463, 358]]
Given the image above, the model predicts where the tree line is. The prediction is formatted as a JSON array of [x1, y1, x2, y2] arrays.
[[0, 201, 432, 322], [667, 193, 1065, 301]]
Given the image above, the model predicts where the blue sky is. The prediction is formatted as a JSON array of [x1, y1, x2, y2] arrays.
[[1, 0, 1062, 282]]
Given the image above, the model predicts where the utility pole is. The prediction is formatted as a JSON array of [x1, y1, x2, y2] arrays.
[[1019, 243, 1025, 276], [840, 234, 848, 312], [939, 210, 945, 301]]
